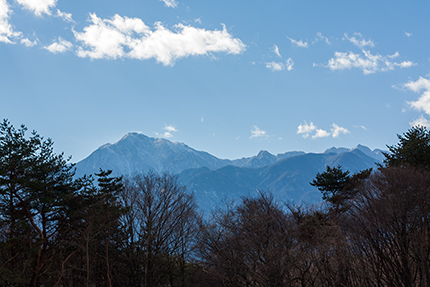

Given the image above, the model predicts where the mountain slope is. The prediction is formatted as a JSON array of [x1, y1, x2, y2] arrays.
[[178, 150, 381, 211], [75, 132, 231, 178], [76, 133, 310, 177], [75, 133, 384, 212]]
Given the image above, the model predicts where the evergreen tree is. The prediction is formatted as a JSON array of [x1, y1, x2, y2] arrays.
[[310, 165, 372, 213], [0, 120, 80, 286], [0, 119, 37, 285], [310, 165, 350, 206], [383, 125, 430, 168]]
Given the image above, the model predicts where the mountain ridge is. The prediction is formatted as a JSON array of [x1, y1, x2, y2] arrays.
[[75, 132, 384, 211], [76, 132, 383, 176]]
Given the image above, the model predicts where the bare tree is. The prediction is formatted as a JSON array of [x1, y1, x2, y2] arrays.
[[345, 167, 430, 286], [120, 172, 201, 286], [198, 192, 296, 287]]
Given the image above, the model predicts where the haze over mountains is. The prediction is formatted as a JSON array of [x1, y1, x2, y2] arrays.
[[75, 132, 385, 212]]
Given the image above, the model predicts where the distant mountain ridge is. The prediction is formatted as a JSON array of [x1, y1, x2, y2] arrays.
[[75, 132, 384, 212], [75, 132, 230, 178], [178, 148, 381, 211], [75, 132, 310, 177]]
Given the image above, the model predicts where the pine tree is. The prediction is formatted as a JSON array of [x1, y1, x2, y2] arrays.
[[310, 165, 350, 206], [0, 120, 80, 286], [383, 126, 430, 168]]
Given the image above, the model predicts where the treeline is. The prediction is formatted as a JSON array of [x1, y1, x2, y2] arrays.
[[1, 120, 430, 286]]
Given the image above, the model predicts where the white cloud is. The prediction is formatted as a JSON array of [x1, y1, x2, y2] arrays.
[[156, 124, 178, 138], [297, 121, 317, 138], [287, 36, 308, 48], [160, 0, 178, 8], [405, 32, 412, 38], [159, 132, 173, 138], [15, 0, 72, 22], [250, 125, 268, 139], [21, 37, 38, 47], [285, 58, 294, 71], [324, 50, 416, 74], [272, 44, 281, 57], [266, 58, 294, 71], [0, 0, 22, 43], [397, 61, 416, 68], [164, 125, 177, 133], [312, 129, 330, 139], [315, 32, 331, 45], [343, 33, 375, 48], [387, 51, 399, 59], [353, 125, 367, 130], [298, 121, 349, 139], [331, 123, 350, 138], [266, 61, 283, 71], [410, 115, 430, 128], [44, 37, 72, 53], [56, 9, 73, 22], [404, 76, 430, 93], [404, 77, 430, 116], [200, 117, 204, 123], [73, 14, 245, 65], [16, 0, 57, 16]]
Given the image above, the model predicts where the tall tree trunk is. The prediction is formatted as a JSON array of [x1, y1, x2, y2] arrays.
[[9, 185, 16, 270], [106, 218, 112, 287], [86, 235, 90, 287]]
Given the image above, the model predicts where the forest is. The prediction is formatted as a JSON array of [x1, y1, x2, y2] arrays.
[[1, 119, 430, 287]]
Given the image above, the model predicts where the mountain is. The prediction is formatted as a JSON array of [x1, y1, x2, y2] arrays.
[[231, 150, 306, 168], [178, 149, 381, 212], [75, 132, 231, 178], [75, 133, 384, 213], [75, 132, 307, 177]]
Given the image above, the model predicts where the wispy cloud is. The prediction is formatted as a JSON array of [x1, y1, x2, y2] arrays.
[[73, 14, 246, 65], [266, 61, 283, 71], [250, 125, 268, 139], [331, 123, 350, 137], [21, 37, 38, 47], [160, 0, 178, 8], [323, 50, 416, 74], [44, 37, 72, 53], [266, 58, 294, 71], [15, 0, 73, 22], [317, 32, 416, 74], [297, 121, 349, 139], [272, 44, 281, 57], [156, 124, 178, 138], [297, 121, 317, 138], [164, 125, 177, 132], [405, 32, 412, 38], [287, 36, 308, 48], [315, 32, 331, 45], [353, 125, 367, 130], [56, 9, 73, 22], [397, 61, 415, 68], [312, 129, 330, 139], [343, 33, 375, 48], [16, 0, 57, 16], [0, 0, 22, 43], [403, 76, 430, 116], [410, 115, 430, 128]]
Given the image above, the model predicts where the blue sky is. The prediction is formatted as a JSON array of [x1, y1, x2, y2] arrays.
[[2, 0, 430, 162]]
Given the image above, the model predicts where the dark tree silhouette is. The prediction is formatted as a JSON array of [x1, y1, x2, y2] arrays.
[[346, 167, 430, 286], [383, 125, 430, 168]]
